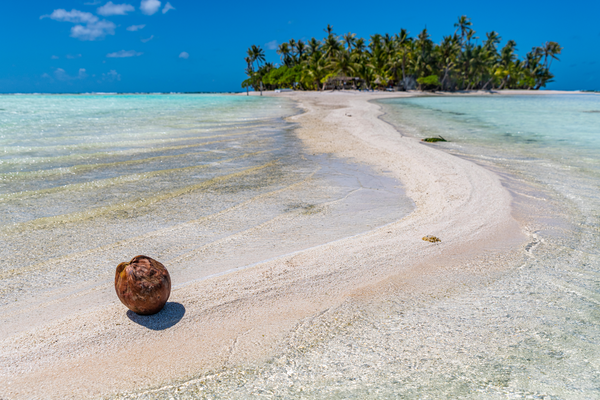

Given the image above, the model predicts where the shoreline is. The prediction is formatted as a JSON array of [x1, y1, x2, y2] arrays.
[[1, 92, 527, 398], [0, 89, 595, 96]]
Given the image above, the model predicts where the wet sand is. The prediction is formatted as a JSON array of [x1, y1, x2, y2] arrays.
[[1, 91, 527, 399]]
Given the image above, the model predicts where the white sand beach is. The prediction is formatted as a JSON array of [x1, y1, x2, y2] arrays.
[[1, 91, 530, 399]]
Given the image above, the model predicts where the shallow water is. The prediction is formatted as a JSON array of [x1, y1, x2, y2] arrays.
[[285, 94, 600, 398], [108, 94, 600, 399], [342, 94, 600, 398], [0, 94, 413, 335], [6, 94, 599, 399]]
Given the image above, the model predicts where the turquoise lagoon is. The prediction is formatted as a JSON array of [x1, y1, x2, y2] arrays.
[[3, 93, 599, 399]]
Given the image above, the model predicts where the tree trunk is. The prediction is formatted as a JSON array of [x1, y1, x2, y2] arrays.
[[441, 67, 449, 91], [482, 76, 494, 91]]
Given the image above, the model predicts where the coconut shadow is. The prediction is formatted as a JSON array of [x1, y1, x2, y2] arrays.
[[126, 302, 185, 330]]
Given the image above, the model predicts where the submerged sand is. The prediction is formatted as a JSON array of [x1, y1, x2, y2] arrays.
[[1, 91, 528, 399]]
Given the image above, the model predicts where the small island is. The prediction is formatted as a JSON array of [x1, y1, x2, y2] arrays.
[[243, 16, 562, 92]]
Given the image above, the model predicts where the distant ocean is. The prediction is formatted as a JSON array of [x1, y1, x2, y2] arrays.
[[0, 94, 412, 325]]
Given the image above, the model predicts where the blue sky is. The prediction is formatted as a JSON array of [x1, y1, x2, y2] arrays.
[[1, 0, 598, 93]]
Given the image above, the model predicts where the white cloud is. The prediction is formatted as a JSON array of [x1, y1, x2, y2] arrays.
[[53, 68, 88, 81], [140, 0, 161, 15], [179, 51, 189, 59], [141, 35, 154, 43], [126, 24, 145, 31], [162, 2, 175, 13], [42, 9, 98, 24], [107, 50, 143, 58], [103, 69, 121, 81], [66, 54, 82, 59], [42, 73, 51, 78], [71, 20, 116, 40], [51, 55, 59, 59], [54, 68, 69, 81], [265, 40, 278, 50], [41, 9, 115, 41], [97, 2, 135, 16]]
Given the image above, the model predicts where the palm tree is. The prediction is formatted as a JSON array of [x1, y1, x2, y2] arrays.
[[466, 45, 493, 90], [369, 34, 383, 50], [497, 40, 517, 89], [454, 15, 473, 49], [383, 33, 395, 53], [354, 62, 375, 90], [331, 52, 357, 88], [465, 29, 478, 47], [524, 48, 544, 89], [243, 56, 253, 95], [342, 32, 356, 51], [242, 16, 562, 93], [302, 51, 328, 90], [296, 40, 307, 63], [369, 45, 390, 88], [484, 31, 501, 52], [353, 38, 366, 56], [247, 45, 265, 71], [307, 38, 321, 56], [322, 34, 342, 59], [246, 45, 265, 94], [395, 29, 411, 87], [277, 43, 292, 66], [438, 35, 460, 90], [288, 38, 298, 63], [542, 41, 562, 69], [413, 28, 435, 89], [387, 48, 404, 88]]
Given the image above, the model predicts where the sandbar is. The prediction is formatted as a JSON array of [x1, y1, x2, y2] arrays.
[[0, 91, 528, 399]]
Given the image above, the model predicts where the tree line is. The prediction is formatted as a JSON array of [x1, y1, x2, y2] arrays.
[[242, 16, 562, 92]]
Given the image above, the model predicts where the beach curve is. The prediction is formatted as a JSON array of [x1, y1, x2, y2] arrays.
[[0, 91, 527, 399]]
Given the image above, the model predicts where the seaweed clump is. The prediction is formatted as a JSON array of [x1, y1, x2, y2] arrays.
[[422, 235, 441, 243], [422, 136, 447, 143]]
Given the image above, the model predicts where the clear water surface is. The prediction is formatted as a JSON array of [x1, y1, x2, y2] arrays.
[[4, 93, 599, 399]]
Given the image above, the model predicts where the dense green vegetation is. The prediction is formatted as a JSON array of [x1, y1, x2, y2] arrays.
[[242, 16, 562, 92]]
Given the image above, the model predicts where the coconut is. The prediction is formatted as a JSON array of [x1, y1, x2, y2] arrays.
[[115, 255, 171, 315]]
